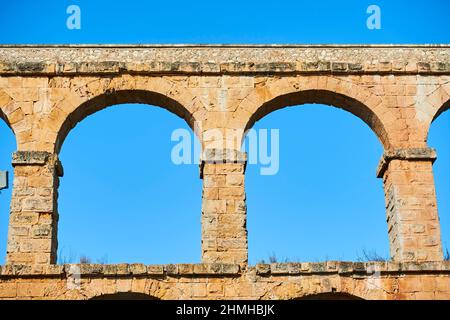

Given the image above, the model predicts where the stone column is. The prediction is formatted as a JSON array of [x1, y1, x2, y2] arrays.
[[200, 149, 248, 265], [6, 151, 62, 265], [377, 148, 443, 262]]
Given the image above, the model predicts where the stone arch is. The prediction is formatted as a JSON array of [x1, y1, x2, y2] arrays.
[[90, 292, 159, 300], [241, 77, 389, 264], [48, 77, 205, 153], [236, 77, 389, 149], [266, 280, 377, 300], [52, 84, 204, 264], [55, 90, 194, 153]]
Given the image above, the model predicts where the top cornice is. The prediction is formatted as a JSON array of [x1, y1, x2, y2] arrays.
[[0, 44, 449, 75]]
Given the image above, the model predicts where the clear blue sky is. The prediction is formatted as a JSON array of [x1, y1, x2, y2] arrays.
[[0, 0, 449, 264]]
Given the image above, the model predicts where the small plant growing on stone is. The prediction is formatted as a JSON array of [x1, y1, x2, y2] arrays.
[[79, 255, 92, 264], [258, 253, 291, 264], [445, 248, 450, 261], [357, 249, 387, 262], [269, 253, 278, 263], [57, 247, 76, 264], [96, 255, 108, 264]]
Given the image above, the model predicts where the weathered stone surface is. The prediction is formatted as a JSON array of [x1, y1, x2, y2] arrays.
[[12, 151, 50, 165], [0, 45, 449, 75], [130, 263, 147, 275], [1, 45, 449, 300], [376, 147, 437, 178]]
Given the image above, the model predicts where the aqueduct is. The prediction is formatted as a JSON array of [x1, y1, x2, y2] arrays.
[[0, 45, 449, 299]]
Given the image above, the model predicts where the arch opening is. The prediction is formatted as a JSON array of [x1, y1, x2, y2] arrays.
[[428, 106, 450, 259], [56, 89, 195, 154], [244, 102, 388, 264], [90, 292, 159, 300], [244, 90, 389, 149], [56, 98, 201, 265], [0, 115, 16, 264]]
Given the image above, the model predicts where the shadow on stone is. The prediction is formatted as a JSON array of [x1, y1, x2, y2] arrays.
[[90, 292, 158, 300], [297, 292, 363, 300]]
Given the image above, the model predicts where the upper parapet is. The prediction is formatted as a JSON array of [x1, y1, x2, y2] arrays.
[[0, 44, 449, 75]]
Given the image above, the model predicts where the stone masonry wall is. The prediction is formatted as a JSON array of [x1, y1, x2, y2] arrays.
[[0, 262, 449, 300], [0, 45, 449, 299]]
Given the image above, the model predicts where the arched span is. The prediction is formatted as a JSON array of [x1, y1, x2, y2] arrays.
[[243, 89, 388, 149], [90, 292, 158, 300], [55, 89, 197, 154]]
